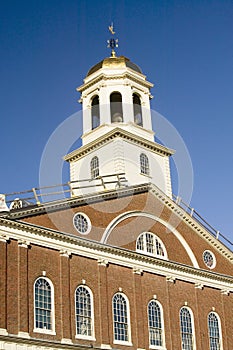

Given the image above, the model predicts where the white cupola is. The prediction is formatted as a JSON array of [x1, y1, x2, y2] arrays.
[[65, 28, 174, 198], [79, 55, 155, 145]]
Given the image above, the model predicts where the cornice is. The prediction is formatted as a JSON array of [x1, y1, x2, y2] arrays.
[[0, 215, 232, 291], [64, 127, 174, 162], [149, 184, 233, 263], [78, 72, 153, 93]]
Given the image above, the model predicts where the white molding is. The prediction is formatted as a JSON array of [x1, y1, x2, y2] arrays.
[[0, 328, 8, 336], [61, 338, 73, 344], [101, 344, 112, 349], [0, 218, 232, 292], [101, 211, 199, 268], [17, 332, 30, 338]]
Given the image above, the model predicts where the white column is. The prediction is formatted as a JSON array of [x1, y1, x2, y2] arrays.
[[121, 85, 134, 123]]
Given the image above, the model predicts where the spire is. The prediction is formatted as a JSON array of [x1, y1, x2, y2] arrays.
[[107, 23, 118, 57]]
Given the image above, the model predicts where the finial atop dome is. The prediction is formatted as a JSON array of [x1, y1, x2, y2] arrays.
[[107, 23, 118, 57]]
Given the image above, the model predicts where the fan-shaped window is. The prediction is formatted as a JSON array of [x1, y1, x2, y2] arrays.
[[34, 277, 54, 333], [140, 153, 149, 175], [133, 93, 143, 126], [148, 300, 165, 348], [91, 95, 100, 129], [75, 285, 94, 339], [208, 312, 222, 350], [113, 293, 131, 343], [110, 92, 123, 123], [90, 156, 99, 179], [180, 307, 195, 350], [136, 232, 167, 259]]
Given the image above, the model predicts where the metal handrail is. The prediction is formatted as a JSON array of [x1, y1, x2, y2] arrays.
[[4, 175, 232, 249], [5, 173, 127, 206], [172, 194, 232, 247]]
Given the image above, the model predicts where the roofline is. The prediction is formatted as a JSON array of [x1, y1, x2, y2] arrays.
[[78, 72, 153, 93], [64, 127, 174, 162], [0, 215, 232, 290]]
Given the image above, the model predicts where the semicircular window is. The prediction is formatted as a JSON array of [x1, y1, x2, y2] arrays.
[[136, 232, 167, 259]]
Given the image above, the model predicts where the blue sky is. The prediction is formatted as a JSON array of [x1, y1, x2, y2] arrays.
[[0, 0, 232, 246]]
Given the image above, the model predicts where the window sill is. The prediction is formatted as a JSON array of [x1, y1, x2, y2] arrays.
[[33, 328, 56, 335], [113, 340, 133, 346], [75, 335, 96, 341], [140, 172, 152, 179]]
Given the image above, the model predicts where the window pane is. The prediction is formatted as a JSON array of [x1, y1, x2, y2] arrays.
[[76, 286, 93, 336], [113, 293, 129, 342], [180, 308, 194, 350], [136, 232, 166, 258], [140, 153, 149, 175], [148, 301, 163, 346], [35, 278, 52, 330], [208, 312, 221, 350], [90, 156, 99, 179]]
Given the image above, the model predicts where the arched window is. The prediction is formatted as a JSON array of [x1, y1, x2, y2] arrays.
[[90, 156, 99, 179], [208, 312, 222, 350], [110, 92, 123, 123], [133, 93, 143, 126], [91, 95, 100, 129], [75, 285, 94, 338], [140, 153, 149, 175], [136, 232, 167, 259], [34, 277, 54, 332], [113, 293, 131, 343], [148, 300, 165, 347], [180, 307, 195, 350]]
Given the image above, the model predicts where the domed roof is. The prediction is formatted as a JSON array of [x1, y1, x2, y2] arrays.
[[86, 56, 142, 77]]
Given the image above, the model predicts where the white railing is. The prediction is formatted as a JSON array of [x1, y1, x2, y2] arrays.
[[2, 175, 232, 249]]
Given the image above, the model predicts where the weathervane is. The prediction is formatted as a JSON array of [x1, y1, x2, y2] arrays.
[[107, 23, 118, 57]]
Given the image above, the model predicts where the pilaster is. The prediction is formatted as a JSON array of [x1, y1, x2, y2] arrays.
[[18, 240, 30, 336], [59, 250, 72, 341], [97, 259, 110, 347], [0, 235, 8, 331]]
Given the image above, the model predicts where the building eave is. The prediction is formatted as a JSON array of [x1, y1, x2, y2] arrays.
[[0, 216, 232, 292], [64, 127, 174, 162], [78, 72, 153, 93]]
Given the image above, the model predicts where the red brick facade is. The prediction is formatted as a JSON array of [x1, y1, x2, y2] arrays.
[[0, 186, 232, 349]]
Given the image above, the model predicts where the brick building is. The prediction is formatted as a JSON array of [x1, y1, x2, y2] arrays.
[[0, 38, 232, 350]]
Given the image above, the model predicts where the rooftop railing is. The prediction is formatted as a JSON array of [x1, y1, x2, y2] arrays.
[[1, 174, 232, 250], [172, 194, 232, 249]]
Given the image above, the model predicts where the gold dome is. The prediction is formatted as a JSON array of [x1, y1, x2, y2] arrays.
[[86, 56, 142, 77]]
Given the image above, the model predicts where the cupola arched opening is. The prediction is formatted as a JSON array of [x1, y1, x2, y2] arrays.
[[133, 93, 143, 126], [110, 92, 123, 123], [91, 95, 100, 129]]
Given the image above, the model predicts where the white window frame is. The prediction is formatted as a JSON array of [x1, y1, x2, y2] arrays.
[[90, 156, 99, 179], [73, 212, 92, 235], [140, 153, 150, 176], [148, 299, 166, 349], [33, 276, 56, 335], [136, 232, 168, 260], [112, 292, 132, 346], [203, 250, 216, 269], [180, 307, 196, 350], [207, 311, 223, 350], [75, 285, 95, 340]]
